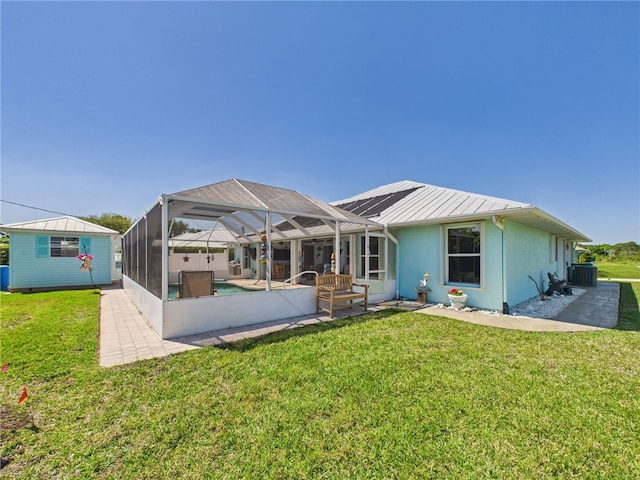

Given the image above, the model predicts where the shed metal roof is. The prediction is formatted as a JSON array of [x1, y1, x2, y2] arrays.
[[1, 216, 119, 235]]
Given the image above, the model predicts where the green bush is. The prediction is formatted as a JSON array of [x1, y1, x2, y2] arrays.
[[0, 238, 8, 265], [578, 251, 595, 263]]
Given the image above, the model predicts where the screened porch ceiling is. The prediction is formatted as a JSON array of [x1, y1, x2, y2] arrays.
[[166, 178, 382, 245]]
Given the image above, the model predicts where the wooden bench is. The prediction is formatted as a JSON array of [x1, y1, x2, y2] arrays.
[[316, 274, 369, 318]]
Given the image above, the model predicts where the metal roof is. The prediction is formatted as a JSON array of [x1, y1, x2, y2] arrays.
[[170, 178, 375, 226], [1, 216, 119, 235], [333, 180, 591, 241], [162, 178, 381, 243], [134, 178, 589, 242]]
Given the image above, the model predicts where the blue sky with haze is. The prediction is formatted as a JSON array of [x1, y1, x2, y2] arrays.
[[1, 1, 638, 244]]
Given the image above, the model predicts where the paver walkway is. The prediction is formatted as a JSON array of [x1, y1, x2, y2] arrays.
[[99, 281, 621, 367], [99, 286, 381, 367], [99, 287, 199, 366]]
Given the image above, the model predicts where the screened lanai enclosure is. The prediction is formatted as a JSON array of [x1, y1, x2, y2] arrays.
[[122, 179, 395, 339]]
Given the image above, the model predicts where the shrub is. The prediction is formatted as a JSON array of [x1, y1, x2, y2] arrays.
[[578, 251, 595, 263], [0, 238, 8, 265]]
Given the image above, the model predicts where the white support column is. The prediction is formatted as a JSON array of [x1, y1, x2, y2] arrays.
[[349, 234, 355, 276], [265, 211, 272, 291], [384, 226, 399, 298], [334, 222, 341, 275], [291, 239, 299, 283], [144, 215, 148, 289], [365, 225, 370, 283], [161, 195, 169, 303]]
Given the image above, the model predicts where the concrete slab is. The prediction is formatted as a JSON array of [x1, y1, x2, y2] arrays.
[[415, 281, 619, 332], [552, 282, 619, 328]]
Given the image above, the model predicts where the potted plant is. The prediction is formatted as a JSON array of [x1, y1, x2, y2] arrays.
[[447, 288, 468, 310]]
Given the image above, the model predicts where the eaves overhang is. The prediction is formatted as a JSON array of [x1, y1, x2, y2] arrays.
[[381, 207, 591, 242]]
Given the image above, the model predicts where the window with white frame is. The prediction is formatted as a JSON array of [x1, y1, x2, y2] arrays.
[[446, 224, 481, 286], [50, 236, 80, 257]]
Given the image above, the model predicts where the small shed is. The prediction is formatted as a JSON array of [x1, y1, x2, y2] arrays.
[[2, 216, 120, 292]]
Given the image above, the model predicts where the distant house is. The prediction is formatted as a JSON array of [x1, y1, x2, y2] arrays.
[[2, 216, 120, 292], [121, 178, 591, 339], [332, 180, 592, 312]]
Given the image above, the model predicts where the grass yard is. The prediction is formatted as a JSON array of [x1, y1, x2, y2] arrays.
[[1, 287, 639, 479], [596, 261, 640, 280]]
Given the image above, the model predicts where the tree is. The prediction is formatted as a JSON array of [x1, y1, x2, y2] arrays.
[[579, 241, 640, 263], [80, 213, 133, 234], [169, 220, 191, 237]]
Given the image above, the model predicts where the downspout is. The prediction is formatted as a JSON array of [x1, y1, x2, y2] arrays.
[[492, 215, 509, 314], [384, 225, 400, 299]]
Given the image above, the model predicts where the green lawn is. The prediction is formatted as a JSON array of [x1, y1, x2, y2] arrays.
[[1, 288, 639, 479], [596, 261, 640, 279]]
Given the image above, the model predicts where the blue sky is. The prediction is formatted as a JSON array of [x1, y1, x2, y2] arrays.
[[1, 1, 638, 245]]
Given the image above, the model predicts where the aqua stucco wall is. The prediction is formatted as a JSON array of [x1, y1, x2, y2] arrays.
[[503, 221, 557, 308], [395, 224, 441, 301], [8, 232, 113, 290], [482, 221, 507, 310], [396, 220, 506, 311], [395, 219, 560, 312]]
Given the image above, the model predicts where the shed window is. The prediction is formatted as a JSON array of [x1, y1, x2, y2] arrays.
[[50, 236, 80, 257], [446, 225, 481, 286]]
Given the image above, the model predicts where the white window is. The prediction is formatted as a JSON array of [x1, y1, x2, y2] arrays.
[[50, 236, 80, 258], [446, 224, 481, 286]]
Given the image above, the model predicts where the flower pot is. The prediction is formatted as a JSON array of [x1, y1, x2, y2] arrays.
[[448, 293, 468, 310], [416, 286, 430, 304]]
